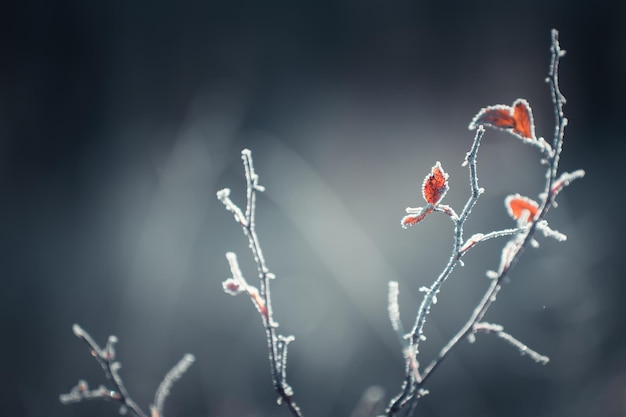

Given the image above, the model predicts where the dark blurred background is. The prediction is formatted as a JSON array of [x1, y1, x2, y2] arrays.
[[2, 1, 625, 416]]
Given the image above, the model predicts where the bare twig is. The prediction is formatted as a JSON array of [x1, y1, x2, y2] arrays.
[[60, 324, 194, 417], [151, 354, 196, 417], [386, 126, 485, 415], [218, 149, 303, 417], [473, 322, 549, 365]]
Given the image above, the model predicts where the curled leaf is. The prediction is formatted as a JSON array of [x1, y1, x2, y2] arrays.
[[505, 194, 539, 222], [401, 206, 433, 228], [469, 99, 536, 140]]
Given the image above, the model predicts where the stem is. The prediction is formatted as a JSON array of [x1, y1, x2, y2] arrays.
[[64, 325, 149, 417], [387, 29, 573, 417], [418, 27, 569, 399], [386, 128, 485, 416], [220, 150, 303, 417]]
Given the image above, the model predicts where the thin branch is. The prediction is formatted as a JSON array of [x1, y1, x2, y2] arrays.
[[218, 149, 303, 417], [431, 26, 568, 383], [60, 324, 147, 417], [473, 322, 549, 365], [386, 29, 582, 417], [151, 354, 196, 417], [386, 127, 486, 416], [459, 226, 528, 253], [550, 169, 586, 197], [548, 28, 568, 172], [60, 325, 193, 417], [416, 30, 571, 393], [409, 127, 485, 349]]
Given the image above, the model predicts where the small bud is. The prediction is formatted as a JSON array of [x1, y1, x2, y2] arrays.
[[78, 380, 88, 392], [222, 278, 243, 295]]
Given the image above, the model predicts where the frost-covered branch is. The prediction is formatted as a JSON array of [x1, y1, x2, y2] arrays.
[[213, 29, 581, 417], [385, 29, 583, 417], [151, 354, 196, 417], [59, 324, 194, 417], [217, 149, 302, 417], [387, 126, 485, 414], [472, 322, 550, 365]]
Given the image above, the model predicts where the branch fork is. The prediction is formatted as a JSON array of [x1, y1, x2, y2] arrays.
[[384, 29, 584, 416], [218, 149, 303, 417], [60, 324, 194, 417]]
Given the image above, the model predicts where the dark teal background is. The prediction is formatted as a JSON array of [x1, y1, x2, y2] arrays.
[[1, 1, 624, 416]]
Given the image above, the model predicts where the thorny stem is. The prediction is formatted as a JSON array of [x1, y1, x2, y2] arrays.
[[387, 29, 580, 417], [218, 149, 303, 417]]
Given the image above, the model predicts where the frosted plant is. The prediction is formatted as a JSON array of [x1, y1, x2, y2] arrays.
[[218, 29, 583, 417], [385, 28, 583, 416], [60, 28, 581, 417], [59, 324, 194, 417], [217, 149, 302, 417]]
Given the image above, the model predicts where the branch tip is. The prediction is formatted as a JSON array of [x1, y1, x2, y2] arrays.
[[216, 188, 230, 200]]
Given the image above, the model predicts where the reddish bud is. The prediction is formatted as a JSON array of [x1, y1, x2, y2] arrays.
[[222, 278, 243, 295]]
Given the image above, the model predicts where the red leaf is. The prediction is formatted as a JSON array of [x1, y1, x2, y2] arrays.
[[422, 162, 449, 205], [470, 99, 536, 140], [401, 207, 434, 228], [511, 99, 535, 139], [471, 106, 516, 129], [505, 194, 539, 222]]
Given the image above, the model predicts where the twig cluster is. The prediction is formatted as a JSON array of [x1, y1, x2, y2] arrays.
[[59, 324, 194, 417], [217, 150, 303, 417], [385, 28, 583, 416], [215, 29, 583, 417], [61, 29, 583, 417]]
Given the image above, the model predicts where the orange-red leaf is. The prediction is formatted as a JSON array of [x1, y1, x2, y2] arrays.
[[402, 207, 434, 228], [511, 99, 534, 139], [422, 162, 449, 205], [471, 106, 516, 129], [505, 194, 539, 222], [469, 99, 536, 140]]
